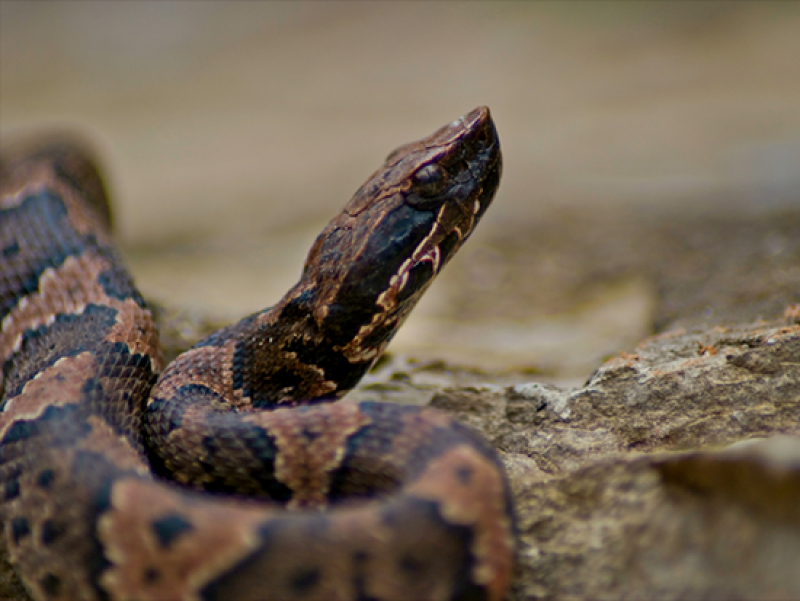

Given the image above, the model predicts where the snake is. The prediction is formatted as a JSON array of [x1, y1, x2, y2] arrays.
[[0, 106, 513, 601]]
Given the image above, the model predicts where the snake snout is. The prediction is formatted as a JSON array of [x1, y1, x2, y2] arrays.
[[455, 107, 502, 222], [462, 106, 500, 166]]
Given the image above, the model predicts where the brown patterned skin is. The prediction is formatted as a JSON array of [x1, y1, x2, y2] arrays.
[[0, 107, 513, 601]]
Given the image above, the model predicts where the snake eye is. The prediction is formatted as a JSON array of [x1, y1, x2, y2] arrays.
[[413, 164, 448, 197]]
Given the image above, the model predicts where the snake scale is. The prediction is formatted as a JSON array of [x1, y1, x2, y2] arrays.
[[0, 107, 513, 601]]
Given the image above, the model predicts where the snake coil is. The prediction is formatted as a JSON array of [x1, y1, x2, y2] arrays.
[[0, 107, 513, 601]]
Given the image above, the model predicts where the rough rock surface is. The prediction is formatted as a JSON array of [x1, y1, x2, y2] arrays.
[[436, 207, 799, 600]]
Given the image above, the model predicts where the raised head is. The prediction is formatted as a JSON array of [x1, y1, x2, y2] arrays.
[[301, 106, 502, 362]]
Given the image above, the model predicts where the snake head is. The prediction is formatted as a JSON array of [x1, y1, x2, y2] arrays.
[[294, 107, 502, 365], [347, 105, 500, 229]]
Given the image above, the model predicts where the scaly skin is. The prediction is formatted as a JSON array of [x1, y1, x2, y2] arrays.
[[0, 107, 512, 601]]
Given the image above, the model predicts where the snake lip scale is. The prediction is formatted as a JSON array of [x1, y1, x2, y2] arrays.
[[0, 107, 514, 601]]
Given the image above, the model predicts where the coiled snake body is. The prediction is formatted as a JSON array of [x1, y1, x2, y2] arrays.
[[0, 107, 513, 601]]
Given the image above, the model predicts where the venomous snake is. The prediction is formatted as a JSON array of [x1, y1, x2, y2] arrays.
[[0, 107, 513, 601]]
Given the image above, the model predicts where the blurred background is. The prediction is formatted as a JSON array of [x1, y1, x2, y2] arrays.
[[2, 2, 799, 384]]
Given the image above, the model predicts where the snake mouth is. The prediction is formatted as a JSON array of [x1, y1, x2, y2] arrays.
[[422, 106, 502, 231], [457, 106, 502, 222], [421, 106, 501, 214]]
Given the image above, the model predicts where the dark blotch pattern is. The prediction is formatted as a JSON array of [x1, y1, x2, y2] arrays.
[[4, 474, 20, 501], [97, 264, 146, 306], [37, 469, 56, 489], [456, 466, 474, 485], [41, 519, 66, 545], [231, 337, 247, 394], [2, 418, 41, 446], [143, 567, 161, 584], [246, 365, 304, 408], [11, 517, 30, 544], [39, 573, 62, 597], [0, 191, 85, 320], [2, 406, 92, 453], [290, 567, 321, 594], [399, 553, 426, 576], [437, 231, 461, 267], [2, 241, 20, 257], [282, 335, 372, 399], [151, 513, 195, 549], [3, 304, 120, 399]]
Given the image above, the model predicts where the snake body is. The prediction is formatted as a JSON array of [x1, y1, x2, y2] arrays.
[[0, 107, 513, 601]]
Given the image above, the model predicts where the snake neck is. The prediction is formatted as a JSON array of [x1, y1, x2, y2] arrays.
[[155, 276, 396, 411], [153, 105, 502, 411], [237, 275, 402, 406]]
